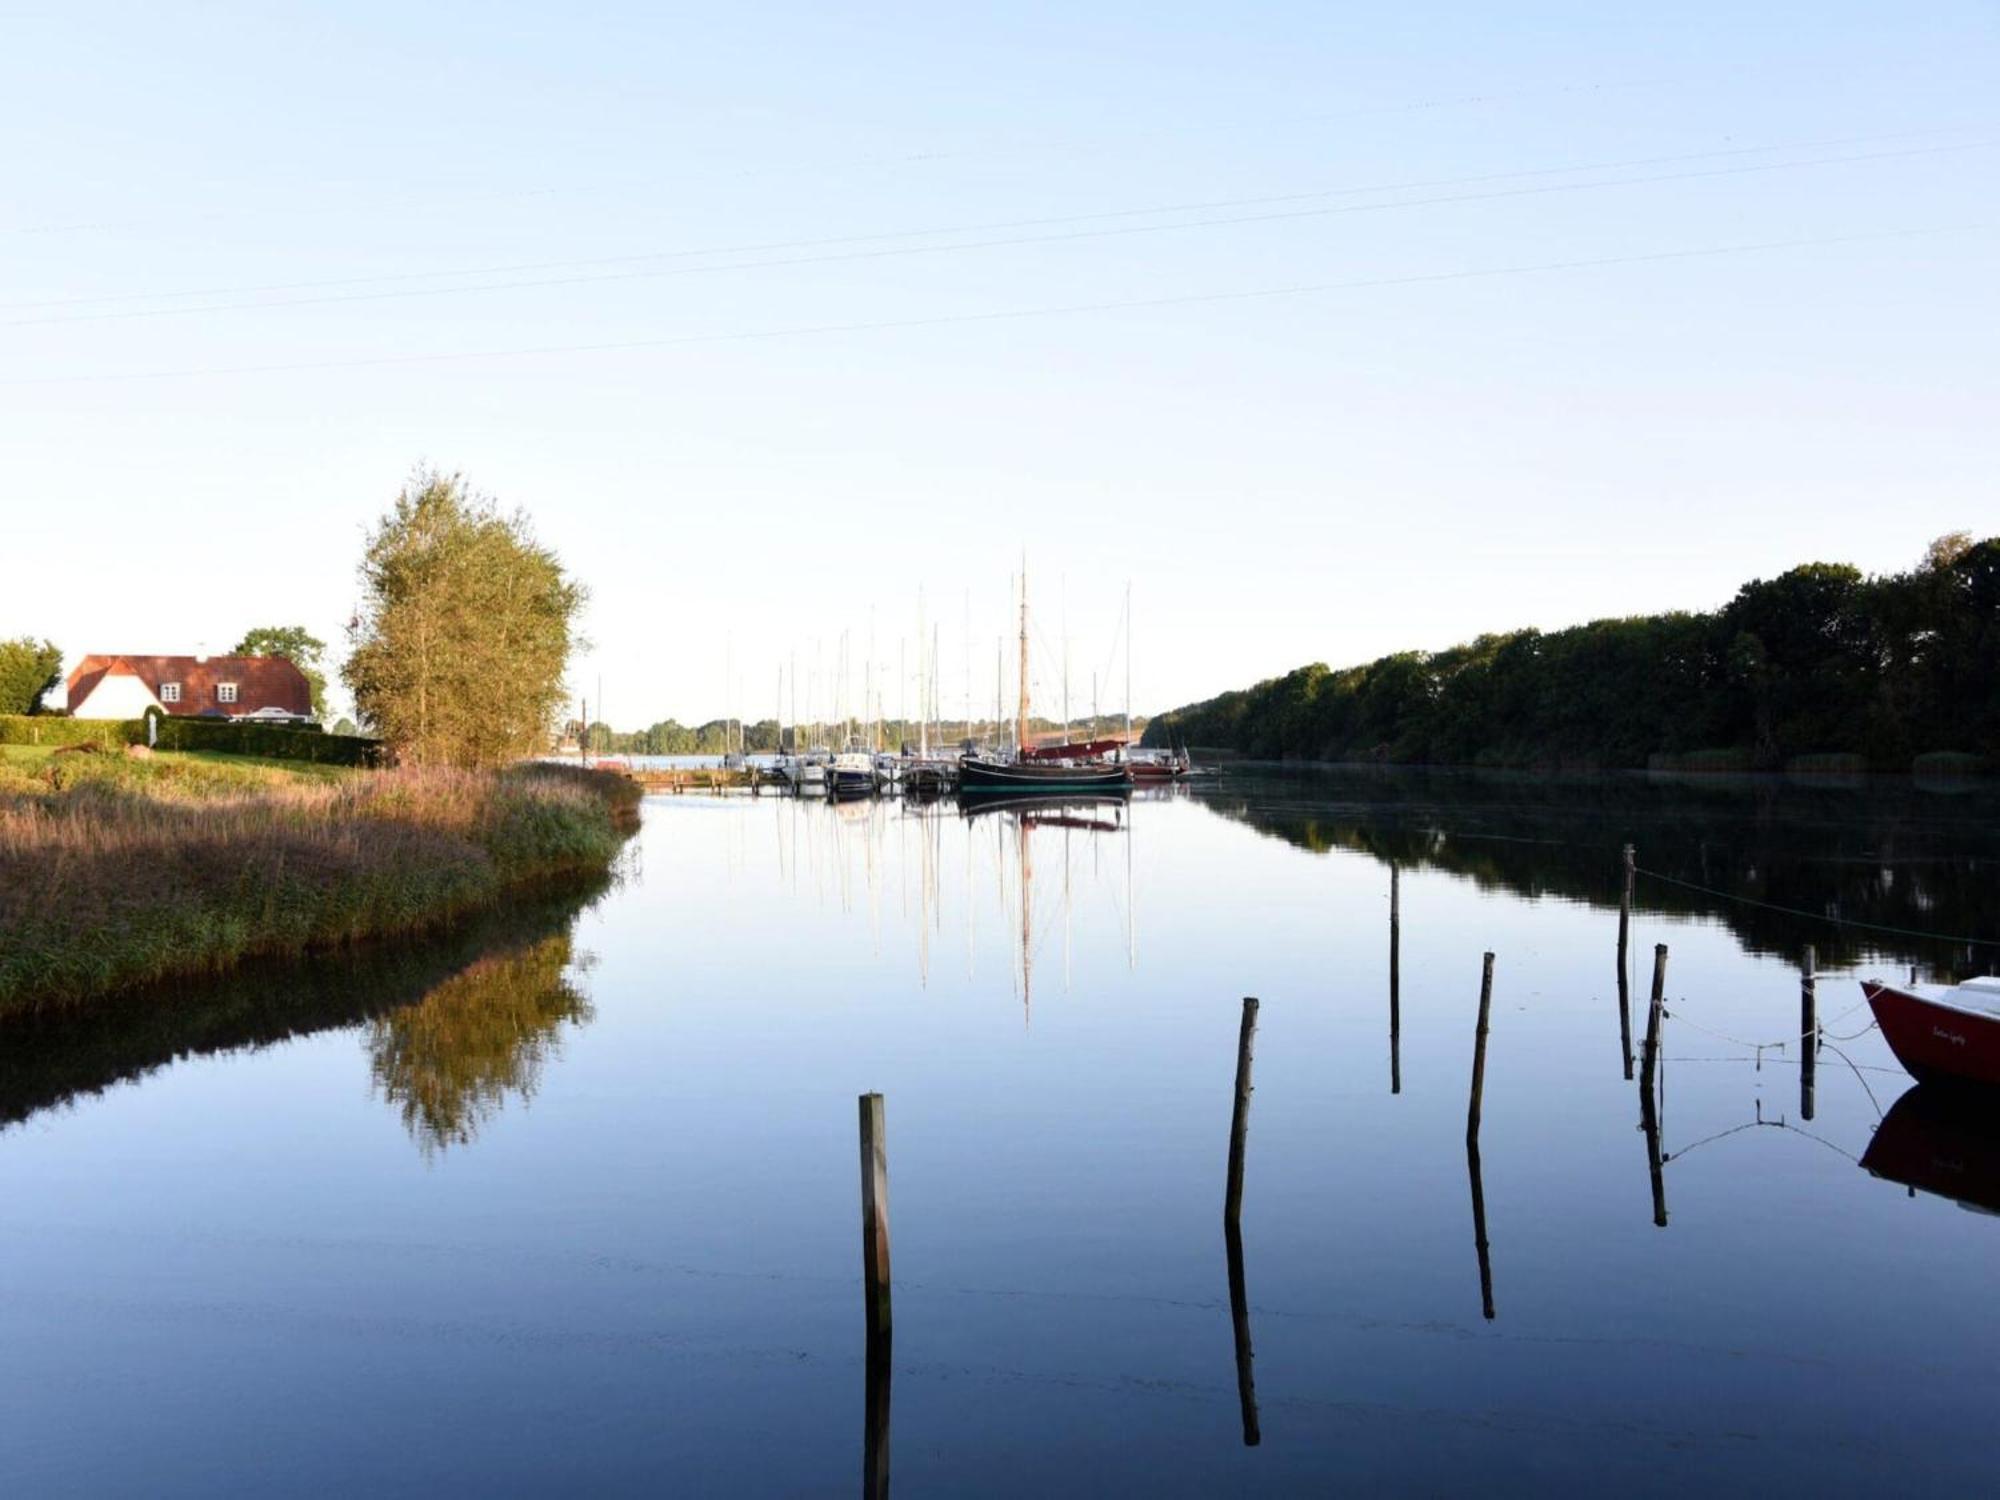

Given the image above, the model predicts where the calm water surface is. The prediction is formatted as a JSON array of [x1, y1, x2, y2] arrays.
[[4, 769, 1999, 1496]]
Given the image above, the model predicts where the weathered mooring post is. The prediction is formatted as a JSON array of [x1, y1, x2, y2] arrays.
[[863, 1315, 891, 1499], [1800, 945, 1817, 1123], [1616, 843, 1635, 1081], [1639, 944, 1668, 1097], [1389, 864, 1402, 1095], [1466, 1139, 1496, 1320], [858, 1093, 892, 1345], [1224, 1217, 1261, 1445], [1222, 996, 1261, 1446], [1224, 998, 1258, 1223], [1466, 953, 1494, 1146], [1639, 1065, 1669, 1230]]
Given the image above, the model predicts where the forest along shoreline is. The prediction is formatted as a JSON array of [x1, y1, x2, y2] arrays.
[[1144, 535, 1999, 773], [0, 747, 639, 1014]]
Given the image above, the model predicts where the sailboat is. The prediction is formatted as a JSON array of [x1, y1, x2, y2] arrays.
[[959, 562, 1133, 794]]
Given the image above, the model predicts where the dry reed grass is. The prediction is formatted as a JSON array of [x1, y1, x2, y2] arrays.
[[0, 761, 638, 1011]]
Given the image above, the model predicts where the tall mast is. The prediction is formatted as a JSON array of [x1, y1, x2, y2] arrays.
[[1016, 556, 1030, 755], [1124, 581, 1133, 748]]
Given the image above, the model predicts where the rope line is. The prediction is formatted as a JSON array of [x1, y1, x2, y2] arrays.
[[1634, 866, 2000, 947], [1661, 998, 1872, 1055]]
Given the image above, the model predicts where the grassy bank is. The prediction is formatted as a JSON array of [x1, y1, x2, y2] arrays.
[[0, 759, 640, 1012]]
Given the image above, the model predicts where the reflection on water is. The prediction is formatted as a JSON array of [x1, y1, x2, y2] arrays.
[[367, 931, 595, 1155], [1863, 1085, 2000, 1215], [5, 768, 2000, 1493], [0, 878, 610, 1149], [1204, 766, 2000, 971]]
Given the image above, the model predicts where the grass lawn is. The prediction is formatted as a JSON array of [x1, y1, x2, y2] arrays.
[[0, 744, 357, 794]]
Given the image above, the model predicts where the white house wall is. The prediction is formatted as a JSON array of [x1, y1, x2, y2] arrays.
[[70, 675, 164, 720]]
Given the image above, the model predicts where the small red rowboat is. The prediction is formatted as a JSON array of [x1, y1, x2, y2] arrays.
[[1863, 977, 2000, 1087]]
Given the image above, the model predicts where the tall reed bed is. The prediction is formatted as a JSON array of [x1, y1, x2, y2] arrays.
[[0, 762, 639, 1011]]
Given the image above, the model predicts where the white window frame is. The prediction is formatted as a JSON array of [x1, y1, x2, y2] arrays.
[[160, 682, 181, 703], [217, 682, 238, 705]]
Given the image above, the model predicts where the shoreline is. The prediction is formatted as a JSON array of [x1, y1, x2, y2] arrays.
[[0, 760, 640, 1016]]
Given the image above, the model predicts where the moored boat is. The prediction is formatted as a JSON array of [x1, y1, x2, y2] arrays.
[[829, 750, 876, 798], [959, 756, 1132, 792], [1862, 976, 2000, 1086]]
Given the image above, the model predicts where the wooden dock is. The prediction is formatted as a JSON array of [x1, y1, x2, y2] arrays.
[[619, 766, 760, 794]]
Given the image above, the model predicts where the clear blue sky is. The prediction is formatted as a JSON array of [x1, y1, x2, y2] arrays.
[[3, 3, 1993, 726]]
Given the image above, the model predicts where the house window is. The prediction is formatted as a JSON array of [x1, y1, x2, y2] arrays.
[[217, 683, 238, 704], [160, 682, 181, 703]]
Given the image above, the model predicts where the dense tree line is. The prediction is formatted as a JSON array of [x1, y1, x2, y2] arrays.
[[580, 712, 1144, 757], [1145, 535, 1999, 771]]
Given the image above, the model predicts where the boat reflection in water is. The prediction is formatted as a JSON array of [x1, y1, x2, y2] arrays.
[[1862, 1084, 2000, 1215], [956, 791, 1135, 1020]]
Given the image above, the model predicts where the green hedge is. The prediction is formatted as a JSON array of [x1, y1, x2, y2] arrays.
[[0, 715, 381, 766], [0, 716, 141, 748]]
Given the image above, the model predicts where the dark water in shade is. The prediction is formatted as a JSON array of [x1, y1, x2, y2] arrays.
[[3, 767, 1999, 1496]]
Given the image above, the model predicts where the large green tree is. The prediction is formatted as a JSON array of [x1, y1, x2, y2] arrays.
[[0, 638, 62, 715], [343, 469, 585, 767], [232, 625, 329, 719]]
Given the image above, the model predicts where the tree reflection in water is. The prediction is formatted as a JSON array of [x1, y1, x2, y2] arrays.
[[367, 933, 594, 1155]]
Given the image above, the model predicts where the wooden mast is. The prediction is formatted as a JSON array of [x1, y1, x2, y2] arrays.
[[1016, 556, 1030, 756]]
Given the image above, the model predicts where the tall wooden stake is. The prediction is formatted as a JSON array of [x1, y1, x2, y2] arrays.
[[1800, 944, 1817, 1123], [1640, 944, 1668, 1098], [1639, 1078, 1669, 1229], [1224, 997, 1258, 1224], [1466, 953, 1494, 1146], [1389, 864, 1402, 1095], [1466, 1138, 1496, 1320], [863, 1316, 891, 1499], [1224, 1217, 1261, 1446], [1616, 843, 1635, 1080], [858, 1093, 892, 1344]]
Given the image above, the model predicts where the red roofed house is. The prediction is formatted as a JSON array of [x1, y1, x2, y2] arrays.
[[66, 655, 313, 721]]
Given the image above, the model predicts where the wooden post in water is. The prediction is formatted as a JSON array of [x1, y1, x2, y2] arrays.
[[863, 1312, 892, 1500], [858, 1093, 892, 1345], [1616, 843, 1635, 1081], [1639, 944, 1668, 1098], [1466, 953, 1494, 1146], [1389, 864, 1402, 1095], [1221, 995, 1261, 1445], [1800, 945, 1817, 1123], [1224, 1217, 1261, 1445], [1224, 998, 1259, 1224], [1465, 1139, 1496, 1320]]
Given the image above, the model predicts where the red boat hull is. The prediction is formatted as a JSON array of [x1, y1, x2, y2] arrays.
[[1129, 762, 1188, 781], [1864, 982, 2000, 1087]]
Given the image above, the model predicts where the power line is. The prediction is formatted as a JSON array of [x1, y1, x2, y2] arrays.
[[4, 124, 1987, 321], [4, 221, 1981, 388], [1, 77, 1648, 238]]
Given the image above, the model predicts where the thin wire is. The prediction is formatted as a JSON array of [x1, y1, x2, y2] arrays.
[[9, 138, 1989, 329], [6, 222, 1984, 388], [7, 122, 1981, 313], [3, 75, 1655, 239], [1635, 865, 2000, 946]]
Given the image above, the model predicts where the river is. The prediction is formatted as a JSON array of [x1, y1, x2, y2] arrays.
[[3, 768, 1997, 1494]]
